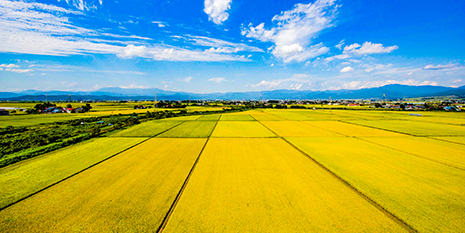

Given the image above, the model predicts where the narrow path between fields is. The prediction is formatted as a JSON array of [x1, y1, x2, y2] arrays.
[[157, 115, 221, 233], [253, 112, 417, 233]]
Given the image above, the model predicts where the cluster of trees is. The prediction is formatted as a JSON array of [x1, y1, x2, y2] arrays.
[[1, 105, 250, 167]]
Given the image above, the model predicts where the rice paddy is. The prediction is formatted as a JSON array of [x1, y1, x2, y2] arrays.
[[0, 109, 464, 232]]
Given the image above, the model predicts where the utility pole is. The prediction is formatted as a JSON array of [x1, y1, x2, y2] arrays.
[[46, 92, 48, 102], [68, 94, 71, 103], [189, 96, 191, 106], [154, 92, 157, 108]]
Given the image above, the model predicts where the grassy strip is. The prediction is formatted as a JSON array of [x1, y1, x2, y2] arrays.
[[0, 133, 91, 168]]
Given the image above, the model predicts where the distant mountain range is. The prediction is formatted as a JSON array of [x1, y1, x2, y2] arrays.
[[1, 84, 464, 101]]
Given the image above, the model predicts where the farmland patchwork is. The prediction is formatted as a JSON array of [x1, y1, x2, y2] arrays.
[[0, 109, 464, 232]]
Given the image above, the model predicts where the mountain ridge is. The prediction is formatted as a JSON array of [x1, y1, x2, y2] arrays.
[[0, 84, 463, 101]]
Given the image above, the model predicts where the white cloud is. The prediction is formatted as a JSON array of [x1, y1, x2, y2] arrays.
[[423, 64, 457, 70], [0, 64, 20, 68], [4, 68, 33, 73], [152, 21, 167, 27], [187, 35, 263, 53], [251, 80, 282, 89], [290, 83, 303, 90], [0, 1, 250, 62], [208, 77, 227, 83], [325, 54, 350, 62], [118, 45, 147, 58], [340, 66, 354, 73], [453, 79, 462, 83], [204, 0, 232, 25], [0, 68, 3, 71], [344, 42, 398, 55], [407, 72, 413, 75], [335, 39, 345, 50], [181, 76, 193, 83], [120, 84, 149, 89], [241, 0, 337, 62]]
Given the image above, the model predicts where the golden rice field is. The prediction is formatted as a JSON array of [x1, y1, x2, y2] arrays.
[[0, 109, 464, 232]]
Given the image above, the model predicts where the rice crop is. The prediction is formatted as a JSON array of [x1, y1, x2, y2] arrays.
[[260, 121, 341, 137], [287, 137, 465, 232], [347, 120, 465, 136], [0, 137, 145, 209], [362, 136, 465, 169], [219, 114, 255, 121], [0, 138, 207, 232], [211, 121, 276, 137], [163, 138, 405, 232], [303, 121, 407, 137], [157, 121, 217, 138]]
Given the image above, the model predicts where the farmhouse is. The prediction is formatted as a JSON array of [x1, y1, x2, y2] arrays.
[[0, 109, 9, 115]]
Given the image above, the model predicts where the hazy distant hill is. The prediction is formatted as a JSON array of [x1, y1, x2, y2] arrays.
[[0, 84, 462, 101]]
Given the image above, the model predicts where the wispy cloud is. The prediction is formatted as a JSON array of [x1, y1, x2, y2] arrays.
[[343, 42, 398, 55], [241, 0, 337, 62], [0, 64, 20, 68], [0, 0, 250, 62], [204, 0, 232, 25], [208, 77, 227, 83], [423, 64, 457, 70], [325, 42, 398, 62], [120, 84, 149, 89], [180, 76, 193, 83]]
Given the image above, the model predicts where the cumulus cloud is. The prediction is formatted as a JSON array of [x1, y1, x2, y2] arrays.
[[204, 0, 232, 25], [340, 66, 354, 73], [423, 64, 457, 70], [208, 77, 227, 83], [241, 0, 337, 62]]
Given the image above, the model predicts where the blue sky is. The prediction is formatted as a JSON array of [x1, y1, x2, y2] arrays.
[[0, 0, 464, 93]]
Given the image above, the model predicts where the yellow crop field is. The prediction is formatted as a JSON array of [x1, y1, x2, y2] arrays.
[[248, 111, 286, 121], [287, 137, 465, 232], [211, 121, 276, 137], [196, 114, 221, 121], [432, 136, 465, 145], [260, 121, 341, 137], [303, 121, 406, 137], [0, 137, 145, 209], [163, 138, 405, 232], [347, 120, 465, 136], [219, 114, 255, 121], [362, 136, 465, 169], [0, 138, 206, 232]]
